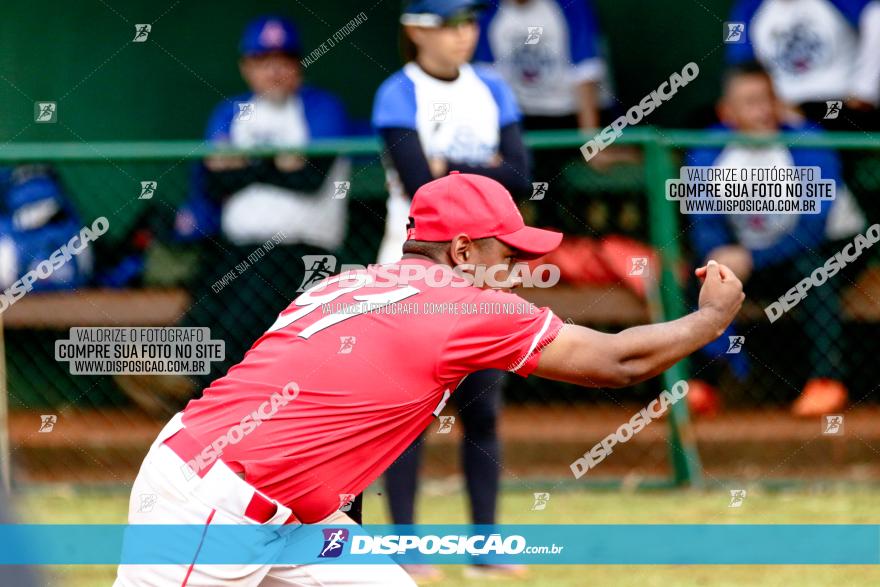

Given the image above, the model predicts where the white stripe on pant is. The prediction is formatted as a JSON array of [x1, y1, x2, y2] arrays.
[[114, 413, 415, 586]]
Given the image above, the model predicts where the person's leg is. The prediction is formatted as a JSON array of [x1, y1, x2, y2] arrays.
[[791, 252, 845, 381], [115, 427, 272, 587], [455, 371, 528, 578], [383, 436, 424, 525], [455, 369, 504, 526], [752, 251, 850, 414]]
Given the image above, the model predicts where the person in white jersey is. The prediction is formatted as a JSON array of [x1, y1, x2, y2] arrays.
[[371, 0, 532, 581]]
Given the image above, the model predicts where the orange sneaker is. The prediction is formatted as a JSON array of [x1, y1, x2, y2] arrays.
[[686, 379, 721, 418], [791, 378, 848, 417]]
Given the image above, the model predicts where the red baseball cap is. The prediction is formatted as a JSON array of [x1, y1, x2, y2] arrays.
[[406, 171, 562, 257]]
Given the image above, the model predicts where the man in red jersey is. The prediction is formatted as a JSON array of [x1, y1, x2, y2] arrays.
[[115, 172, 743, 586]]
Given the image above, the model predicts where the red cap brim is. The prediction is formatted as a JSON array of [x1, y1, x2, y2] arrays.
[[496, 226, 563, 258]]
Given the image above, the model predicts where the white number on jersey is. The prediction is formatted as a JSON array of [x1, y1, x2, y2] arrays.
[[267, 272, 420, 338]]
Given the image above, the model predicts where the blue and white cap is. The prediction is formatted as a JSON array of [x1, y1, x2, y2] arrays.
[[400, 0, 487, 27], [239, 15, 302, 57]]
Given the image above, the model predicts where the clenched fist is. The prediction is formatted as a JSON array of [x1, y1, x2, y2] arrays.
[[695, 259, 745, 337]]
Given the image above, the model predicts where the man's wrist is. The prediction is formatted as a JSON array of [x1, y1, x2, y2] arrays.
[[695, 306, 726, 340]]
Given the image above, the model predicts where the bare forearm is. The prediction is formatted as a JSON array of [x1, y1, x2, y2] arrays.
[[612, 309, 723, 385], [535, 262, 743, 389], [534, 310, 725, 389]]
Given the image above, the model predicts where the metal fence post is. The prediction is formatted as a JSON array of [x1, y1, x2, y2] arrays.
[[643, 134, 703, 488]]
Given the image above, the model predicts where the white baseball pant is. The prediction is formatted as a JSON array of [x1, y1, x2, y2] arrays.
[[114, 413, 415, 587]]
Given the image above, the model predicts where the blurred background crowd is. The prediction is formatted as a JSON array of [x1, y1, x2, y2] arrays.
[[2, 4, 880, 579], [3, 0, 878, 405]]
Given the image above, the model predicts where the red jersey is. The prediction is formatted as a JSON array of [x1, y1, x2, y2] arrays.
[[181, 257, 563, 522]]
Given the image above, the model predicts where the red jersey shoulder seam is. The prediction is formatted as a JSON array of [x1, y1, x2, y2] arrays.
[[509, 315, 563, 375], [433, 288, 484, 384]]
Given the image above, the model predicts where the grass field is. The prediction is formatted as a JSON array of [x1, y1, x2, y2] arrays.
[[14, 484, 880, 587]]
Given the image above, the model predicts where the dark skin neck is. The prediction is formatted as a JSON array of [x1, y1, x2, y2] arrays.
[[401, 252, 440, 260], [401, 239, 526, 266], [401, 252, 450, 265]]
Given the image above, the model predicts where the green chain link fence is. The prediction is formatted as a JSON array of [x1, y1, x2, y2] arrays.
[[2, 129, 879, 490]]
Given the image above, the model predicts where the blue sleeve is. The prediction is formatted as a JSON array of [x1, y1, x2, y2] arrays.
[[474, 1, 500, 62], [473, 65, 522, 127], [750, 148, 837, 268], [830, 0, 873, 27], [725, 0, 762, 64], [561, 0, 602, 63], [379, 127, 433, 198], [204, 97, 242, 142], [372, 71, 418, 130], [300, 86, 350, 138], [686, 147, 734, 261]]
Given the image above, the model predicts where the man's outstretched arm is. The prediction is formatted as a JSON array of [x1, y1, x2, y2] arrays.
[[533, 261, 744, 388]]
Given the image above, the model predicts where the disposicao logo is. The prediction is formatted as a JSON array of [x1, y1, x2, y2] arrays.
[[318, 528, 349, 558]]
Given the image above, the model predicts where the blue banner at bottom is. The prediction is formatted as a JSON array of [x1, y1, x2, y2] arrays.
[[0, 524, 877, 565]]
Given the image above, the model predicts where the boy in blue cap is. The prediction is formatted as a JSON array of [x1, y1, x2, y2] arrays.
[[173, 14, 353, 421]]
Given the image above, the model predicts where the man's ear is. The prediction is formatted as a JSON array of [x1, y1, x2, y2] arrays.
[[450, 234, 473, 265]]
